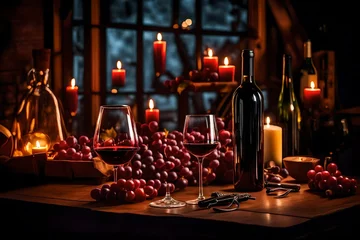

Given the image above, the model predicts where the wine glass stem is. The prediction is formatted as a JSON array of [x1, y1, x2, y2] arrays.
[[113, 166, 118, 183], [164, 181, 171, 200], [198, 157, 204, 200]]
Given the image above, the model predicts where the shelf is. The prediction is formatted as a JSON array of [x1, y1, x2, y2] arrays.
[[181, 81, 238, 93]]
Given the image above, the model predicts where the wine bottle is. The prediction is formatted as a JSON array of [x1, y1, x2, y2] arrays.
[[299, 40, 318, 102], [277, 54, 301, 158], [232, 49, 264, 192]]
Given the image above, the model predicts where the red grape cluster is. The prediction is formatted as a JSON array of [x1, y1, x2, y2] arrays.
[[52, 135, 93, 160], [307, 163, 358, 198], [90, 178, 170, 203], [265, 165, 289, 183]]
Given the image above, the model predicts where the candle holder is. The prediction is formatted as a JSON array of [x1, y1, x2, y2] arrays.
[[21, 132, 50, 156]]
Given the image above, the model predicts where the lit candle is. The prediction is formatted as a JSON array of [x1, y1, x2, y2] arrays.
[[218, 57, 235, 82], [65, 78, 78, 116], [111, 60, 126, 87], [303, 81, 321, 109], [264, 117, 283, 167], [32, 140, 47, 155], [145, 99, 160, 123], [203, 49, 218, 72], [153, 33, 166, 77]]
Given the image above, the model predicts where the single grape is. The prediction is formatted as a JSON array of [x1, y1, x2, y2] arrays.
[[314, 165, 323, 173], [342, 177, 352, 190], [106, 191, 117, 201], [66, 136, 78, 148], [72, 152, 82, 160], [219, 129, 231, 142], [125, 190, 135, 202], [148, 121, 159, 133], [81, 145, 91, 155], [123, 166, 133, 179], [142, 149, 153, 158], [134, 188, 146, 202], [279, 168, 289, 178], [100, 187, 110, 199], [90, 188, 101, 201], [125, 179, 135, 191], [315, 172, 323, 181], [132, 160, 142, 170], [307, 169, 316, 180], [53, 143, 60, 152], [318, 179, 328, 190], [139, 179, 147, 188], [270, 176, 281, 183], [167, 171, 178, 182], [175, 178, 188, 190], [216, 119, 225, 131], [224, 150, 233, 163], [209, 159, 220, 169], [327, 176, 338, 189], [326, 163, 337, 174], [144, 185, 154, 195], [59, 140, 68, 150], [206, 172, 216, 182], [321, 170, 331, 180], [133, 179, 141, 189], [79, 135, 90, 145], [117, 179, 126, 189], [146, 179, 155, 187], [334, 170, 342, 177], [308, 180, 317, 190], [153, 179, 162, 190], [269, 166, 280, 174]]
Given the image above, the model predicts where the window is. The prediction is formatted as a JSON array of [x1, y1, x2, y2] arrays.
[[71, 0, 248, 134]]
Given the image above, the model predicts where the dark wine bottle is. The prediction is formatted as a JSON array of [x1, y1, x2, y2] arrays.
[[232, 49, 264, 192], [277, 54, 301, 158], [299, 39, 318, 103]]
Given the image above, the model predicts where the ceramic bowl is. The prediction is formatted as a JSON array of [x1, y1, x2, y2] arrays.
[[283, 156, 320, 182]]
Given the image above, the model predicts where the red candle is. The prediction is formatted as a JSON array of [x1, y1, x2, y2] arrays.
[[145, 99, 160, 123], [153, 33, 166, 77], [303, 81, 321, 109], [65, 78, 78, 116], [203, 49, 218, 72], [218, 57, 235, 82], [112, 61, 126, 87]]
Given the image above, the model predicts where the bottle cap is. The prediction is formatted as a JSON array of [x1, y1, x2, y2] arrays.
[[242, 49, 254, 58], [32, 49, 51, 70]]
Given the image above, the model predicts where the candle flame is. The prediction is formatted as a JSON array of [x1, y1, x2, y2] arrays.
[[266, 116, 270, 126], [310, 81, 315, 89], [208, 49, 213, 57], [36, 140, 40, 148], [224, 57, 229, 66], [149, 99, 154, 110], [117, 61, 122, 69], [71, 78, 75, 88], [290, 104, 294, 111], [157, 33, 162, 41]]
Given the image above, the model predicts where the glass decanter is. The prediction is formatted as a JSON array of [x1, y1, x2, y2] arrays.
[[12, 49, 68, 156]]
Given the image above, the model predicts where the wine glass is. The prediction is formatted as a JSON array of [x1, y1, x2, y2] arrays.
[[183, 114, 219, 205], [93, 105, 139, 183], [149, 145, 186, 208]]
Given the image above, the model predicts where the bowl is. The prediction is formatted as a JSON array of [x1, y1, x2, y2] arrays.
[[283, 156, 320, 182]]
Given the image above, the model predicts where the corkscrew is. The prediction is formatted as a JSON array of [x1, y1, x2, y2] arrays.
[[198, 192, 256, 212], [265, 181, 301, 198]]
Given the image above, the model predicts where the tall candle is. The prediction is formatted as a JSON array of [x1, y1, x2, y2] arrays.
[[203, 49, 218, 72], [218, 57, 235, 82], [145, 99, 160, 123], [65, 78, 78, 116], [112, 61, 126, 87], [303, 81, 321, 109], [264, 117, 283, 167], [153, 33, 166, 77], [32, 140, 47, 155]]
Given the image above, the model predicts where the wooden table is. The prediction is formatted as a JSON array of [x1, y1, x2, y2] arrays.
[[0, 179, 359, 239]]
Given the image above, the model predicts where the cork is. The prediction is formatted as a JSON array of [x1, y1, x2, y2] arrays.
[[32, 49, 51, 70]]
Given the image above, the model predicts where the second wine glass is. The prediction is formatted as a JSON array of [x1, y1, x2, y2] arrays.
[[183, 114, 219, 205]]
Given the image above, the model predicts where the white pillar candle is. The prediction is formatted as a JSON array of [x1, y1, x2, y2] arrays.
[[264, 117, 282, 167]]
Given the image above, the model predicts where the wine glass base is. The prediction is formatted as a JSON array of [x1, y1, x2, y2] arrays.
[[185, 196, 206, 205], [149, 196, 186, 208]]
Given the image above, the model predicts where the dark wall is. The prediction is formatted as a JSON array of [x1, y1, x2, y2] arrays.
[[291, 0, 359, 109], [0, 0, 44, 129]]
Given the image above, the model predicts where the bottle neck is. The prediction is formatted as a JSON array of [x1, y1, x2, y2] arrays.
[[304, 40, 312, 59], [28, 68, 50, 87], [241, 53, 254, 83], [280, 55, 295, 99]]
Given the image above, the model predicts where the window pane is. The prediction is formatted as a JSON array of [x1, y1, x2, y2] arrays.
[[106, 29, 137, 92], [110, 0, 137, 24], [202, 0, 248, 32], [179, 0, 196, 28], [72, 26, 84, 90], [73, 0, 83, 20], [71, 94, 84, 136], [106, 94, 138, 121], [143, 32, 196, 92], [144, 94, 178, 131], [143, 0, 172, 26], [188, 92, 218, 114]]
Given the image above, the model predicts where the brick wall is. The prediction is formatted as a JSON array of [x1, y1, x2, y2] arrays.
[[0, 0, 44, 130]]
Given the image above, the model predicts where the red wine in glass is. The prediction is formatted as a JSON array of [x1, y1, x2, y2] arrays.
[[183, 143, 218, 157], [94, 146, 138, 165]]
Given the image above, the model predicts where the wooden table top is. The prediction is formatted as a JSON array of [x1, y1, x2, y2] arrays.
[[1, 178, 359, 231]]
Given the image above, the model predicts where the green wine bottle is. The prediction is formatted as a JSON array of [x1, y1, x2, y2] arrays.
[[277, 54, 301, 158]]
